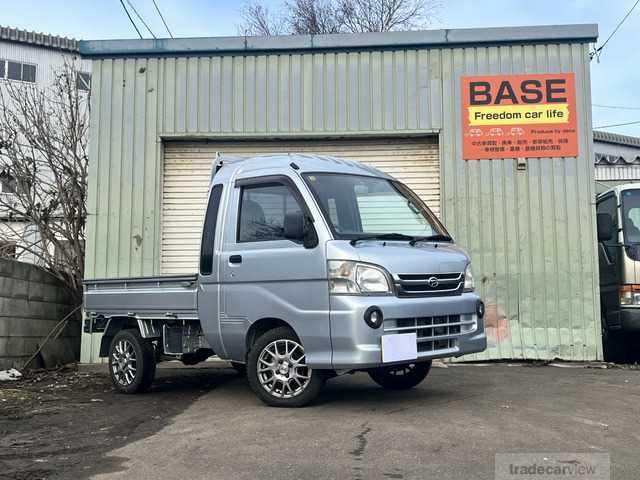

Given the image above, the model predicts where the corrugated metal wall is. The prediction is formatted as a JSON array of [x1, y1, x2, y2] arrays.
[[82, 41, 599, 362]]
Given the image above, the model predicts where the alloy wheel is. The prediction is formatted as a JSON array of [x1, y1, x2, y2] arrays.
[[257, 339, 311, 399]]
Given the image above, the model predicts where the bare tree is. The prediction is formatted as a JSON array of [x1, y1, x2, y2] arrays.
[[0, 62, 89, 303], [240, 1, 287, 36], [240, 0, 439, 35], [287, 0, 342, 35], [337, 0, 439, 32]]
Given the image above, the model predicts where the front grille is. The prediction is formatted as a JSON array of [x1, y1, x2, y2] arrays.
[[395, 272, 464, 297], [384, 314, 475, 354]]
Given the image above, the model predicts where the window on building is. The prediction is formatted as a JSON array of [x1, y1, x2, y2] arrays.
[[0, 60, 37, 83], [237, 183, 303, 242], [0, 171, 16, 193], [0, 241, 17, 258], [76, 71, 91, 91]]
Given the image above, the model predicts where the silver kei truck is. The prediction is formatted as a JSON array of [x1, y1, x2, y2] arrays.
[[84, 154, 487, 407]]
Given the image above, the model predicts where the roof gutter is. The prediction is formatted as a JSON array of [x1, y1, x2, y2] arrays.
[[79, 24, 598, 58]]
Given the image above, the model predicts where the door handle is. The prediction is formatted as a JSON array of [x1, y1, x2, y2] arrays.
[[229, 254, 242, 264]]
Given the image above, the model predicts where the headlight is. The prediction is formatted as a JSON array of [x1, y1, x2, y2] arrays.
[[620, 285, 640, 305], [463, 264, 474, 292], [328, 260, 392, 295]]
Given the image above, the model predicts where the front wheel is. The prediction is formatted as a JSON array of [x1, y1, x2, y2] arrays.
[[368, 361, 432, 390], [108, 329, 156, 394], [247, 327, 325, 407]]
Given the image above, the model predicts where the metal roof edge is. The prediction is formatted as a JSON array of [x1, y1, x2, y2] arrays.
[[0, 25, 79, 53], [79, 24, 598, 58], [594, 130, 640, 148]]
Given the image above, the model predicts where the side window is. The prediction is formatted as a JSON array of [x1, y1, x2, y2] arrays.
[[597, 195, 618, 245], [200, 184, 223, 275], [238, 183, 302, 242]]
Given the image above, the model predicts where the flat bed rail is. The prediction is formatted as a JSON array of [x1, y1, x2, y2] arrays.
[[83, 274, 199, 321]]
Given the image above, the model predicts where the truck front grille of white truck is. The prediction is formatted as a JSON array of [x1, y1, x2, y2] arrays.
[[383, 315, 476, 353]]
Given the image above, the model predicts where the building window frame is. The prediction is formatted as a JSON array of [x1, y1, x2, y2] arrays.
[[0, 59, 37, 83]]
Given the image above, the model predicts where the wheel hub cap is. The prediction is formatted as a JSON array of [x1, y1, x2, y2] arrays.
[[111, 339, 137, 386], [257, 339, 311, 399]]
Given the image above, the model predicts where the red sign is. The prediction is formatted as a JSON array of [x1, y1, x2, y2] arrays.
[[460, 73, 578, 160]]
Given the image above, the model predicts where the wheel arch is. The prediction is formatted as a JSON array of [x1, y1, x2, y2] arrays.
[[99, 316, 139, 357], [245, 317, 297, 353]]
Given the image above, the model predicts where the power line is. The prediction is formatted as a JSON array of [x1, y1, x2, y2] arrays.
[[594, 120, 640, 129], [591, 0, 640, 59], [152, 0, 174, 38], [119, 0, 143, 39], [593, 103, 640, 111], [126, 0, 157, 38]]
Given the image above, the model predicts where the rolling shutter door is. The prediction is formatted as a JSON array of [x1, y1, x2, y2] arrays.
[[161, 137, 439, 274]]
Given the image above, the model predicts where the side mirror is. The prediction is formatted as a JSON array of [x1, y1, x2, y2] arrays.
[[597, 213, 614, 242], [284, 211, 306, 240]]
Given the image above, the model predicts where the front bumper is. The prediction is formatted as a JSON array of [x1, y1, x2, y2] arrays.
[[327, 292, 487, 370]]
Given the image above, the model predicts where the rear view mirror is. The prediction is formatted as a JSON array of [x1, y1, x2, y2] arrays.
[[284, 211, 306, 240], [597, 213, 614, 242]]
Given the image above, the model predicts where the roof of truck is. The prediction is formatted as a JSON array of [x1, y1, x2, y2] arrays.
[[597, 183, 640, 198], [213, 153, 393, 184]]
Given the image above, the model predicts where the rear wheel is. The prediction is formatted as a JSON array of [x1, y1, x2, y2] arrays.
[[109, 329, 156, 393], [247, 327, 325, 407], [368, 361, 432, 390]]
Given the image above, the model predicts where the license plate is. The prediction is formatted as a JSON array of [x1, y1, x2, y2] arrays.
[[381, 333, 417, 363]]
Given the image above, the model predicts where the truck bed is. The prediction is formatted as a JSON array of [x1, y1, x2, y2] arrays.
[[83, 275, 199, 321]]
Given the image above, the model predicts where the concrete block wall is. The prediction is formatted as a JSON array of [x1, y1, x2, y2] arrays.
[[0, 258, 79, 369]]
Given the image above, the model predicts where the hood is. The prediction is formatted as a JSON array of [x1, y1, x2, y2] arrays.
[[326, 240, 469, 276]]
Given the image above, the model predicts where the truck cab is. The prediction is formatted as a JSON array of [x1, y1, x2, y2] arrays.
[[84, 154, 486, 407], [597, 183, 640, 362]]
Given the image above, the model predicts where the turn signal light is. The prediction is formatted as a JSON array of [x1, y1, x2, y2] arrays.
[[619, 285, 640, 306]]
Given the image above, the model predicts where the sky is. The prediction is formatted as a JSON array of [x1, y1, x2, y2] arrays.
[[1, 0, 639, 136]]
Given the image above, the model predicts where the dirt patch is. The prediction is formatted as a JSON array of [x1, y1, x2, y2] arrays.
[[0, 363, 239, 480]]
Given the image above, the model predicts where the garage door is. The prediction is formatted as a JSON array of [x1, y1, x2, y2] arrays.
[[161, 137, 439, 274]]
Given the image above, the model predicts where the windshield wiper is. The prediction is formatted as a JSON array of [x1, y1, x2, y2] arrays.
[[409, 234, 453, 245], [349, 233, 415, 246]]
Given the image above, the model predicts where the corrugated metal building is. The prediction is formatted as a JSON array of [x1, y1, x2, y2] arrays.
[[79, 24, 600, 363], [594, 130, 640, 194]]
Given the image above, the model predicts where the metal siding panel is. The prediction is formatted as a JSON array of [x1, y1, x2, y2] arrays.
[[198, 57, 210, 132], [107, 59, 124, 278], [119, 59, 136, 275], [94, 59, 113, 278], [221, 56, 233, 132], [129, 58, 148, 275], [143, 58, 160, 275], [84, 41, 599, 362], [440, 43, 598, 361], [84, 60, 102, 280], [302, 54, 313, 131], [255, 56, 267, 132], [233, 56, 244, 132], [348, 52, 358, 130], [244, 56, 255, 132], [186, 57, 198, 133]]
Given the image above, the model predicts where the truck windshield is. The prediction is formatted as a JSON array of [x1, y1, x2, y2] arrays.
[[621, 189, 640, 245], [303, 173, 448, 241]]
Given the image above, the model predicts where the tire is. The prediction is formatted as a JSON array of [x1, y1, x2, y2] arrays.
[[230, 362, 247, 376], [368, 361, 432, 390], [247, 327, 325, 407], [602, 326, 632, 364], [108, 329, 156, 394]]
